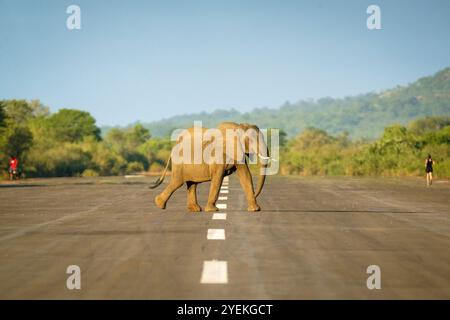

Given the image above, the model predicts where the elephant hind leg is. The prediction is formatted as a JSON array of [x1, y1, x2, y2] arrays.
[[155, 194, 167, 209], [186, 181, 202, 212], [155, 177, 184, 209]]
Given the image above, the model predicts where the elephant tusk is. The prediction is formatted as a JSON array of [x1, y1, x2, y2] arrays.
[[258, 154, 278, 162]]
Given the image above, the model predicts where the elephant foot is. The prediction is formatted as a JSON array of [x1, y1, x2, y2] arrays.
[[247, 203, 261, 212], [187, 203, 202, 212], [205, 204, 219, 212], [155, 195, 166, 209]]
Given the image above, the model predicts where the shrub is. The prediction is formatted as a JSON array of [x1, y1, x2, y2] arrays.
[[126, 161, 144, 174], [82, 169, 99, 177]]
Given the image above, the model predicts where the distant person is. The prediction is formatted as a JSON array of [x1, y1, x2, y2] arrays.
[[9, 156, 19, 181], [425, 154, 435, 187]]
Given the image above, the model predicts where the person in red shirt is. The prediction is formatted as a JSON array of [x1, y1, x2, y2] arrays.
[[9, 156, 19, 180]]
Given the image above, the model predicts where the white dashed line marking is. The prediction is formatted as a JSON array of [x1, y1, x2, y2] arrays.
[[223, 176, 229, 182], [212, 213, 227, 220], [200, 260, 228, 284], [201, 177, 229, 285], [207, 229, 225, 240], [217, 203, 227, 209]]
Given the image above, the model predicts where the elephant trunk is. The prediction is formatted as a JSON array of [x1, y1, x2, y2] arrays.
[[254, 146, 269, 198]]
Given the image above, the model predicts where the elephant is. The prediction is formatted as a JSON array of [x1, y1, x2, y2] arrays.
[[149, 122, 270, 212]]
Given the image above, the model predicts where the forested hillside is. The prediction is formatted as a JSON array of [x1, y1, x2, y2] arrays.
[[128, 67, 450, 139]]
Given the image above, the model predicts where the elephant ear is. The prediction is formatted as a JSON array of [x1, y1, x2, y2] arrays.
[[220, 124, 246, 164]]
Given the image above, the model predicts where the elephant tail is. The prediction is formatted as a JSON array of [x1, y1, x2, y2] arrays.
[[148, 156, 171, 189]]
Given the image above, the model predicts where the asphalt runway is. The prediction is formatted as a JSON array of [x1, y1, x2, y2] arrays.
[[0, 175, 449, 299]]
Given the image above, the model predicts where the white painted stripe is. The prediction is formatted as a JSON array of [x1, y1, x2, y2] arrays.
[[218, 196, 228, 201], [207, 229, 225, 240], [217, 203, 227, 209], [223, 176, 229, 182], [200, 260, 228, 284], [212, 213, 227, 220], [220, 189, 229, 194], [220, 186, 229, 190]]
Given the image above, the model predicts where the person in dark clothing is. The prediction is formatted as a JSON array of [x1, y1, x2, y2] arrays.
[[425, 154, 435, 187]]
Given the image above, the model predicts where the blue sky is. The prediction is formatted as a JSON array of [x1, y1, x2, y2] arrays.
[[1, 0, 450, 126]]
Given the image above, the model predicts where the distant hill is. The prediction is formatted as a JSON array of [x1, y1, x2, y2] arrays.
[[105, 67, 450, 139]]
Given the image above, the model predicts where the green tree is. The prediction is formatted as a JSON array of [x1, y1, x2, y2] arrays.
[[47, 109, 101, 142], [2, 99, 34, 125], [409, 116, 450, 136], [1, 123, 33, 159], [104, 124, 151, 170]]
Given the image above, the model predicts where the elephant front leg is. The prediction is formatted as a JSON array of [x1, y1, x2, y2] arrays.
[[205, 173, 223, 212], [186, 181, 202, 212], [236, 164, 260, 212]]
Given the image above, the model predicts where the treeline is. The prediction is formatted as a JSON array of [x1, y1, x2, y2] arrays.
[[281, 117, 450, 177], [0, 100, 171, 178], [1, 99, 449, 179]]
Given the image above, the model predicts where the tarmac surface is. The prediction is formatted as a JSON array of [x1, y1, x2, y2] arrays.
[[0, 175, 449, 299]]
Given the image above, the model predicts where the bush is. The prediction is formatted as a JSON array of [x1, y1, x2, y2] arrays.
[[82, 169, 99, 177], [149, 162, 164, 172], [126, 161, 144, 174]]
